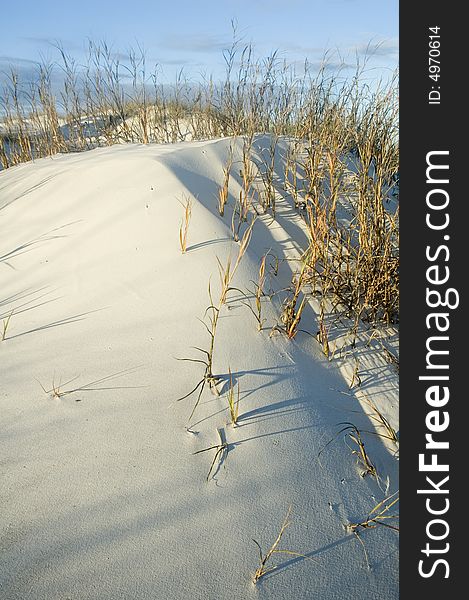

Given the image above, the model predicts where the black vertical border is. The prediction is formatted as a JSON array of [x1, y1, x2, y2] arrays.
[[400, 3, 464, 597]]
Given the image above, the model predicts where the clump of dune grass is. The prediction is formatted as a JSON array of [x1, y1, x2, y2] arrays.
[[217, 256, 235, 307], [178, 194, 192, 254], [281, 295, 307, 340], [298, 77, 399, 339], [345, 424, 377, 478], [229, 135, 257, 241], [252, 506, 318, 583], [274, 263, 309, 339]]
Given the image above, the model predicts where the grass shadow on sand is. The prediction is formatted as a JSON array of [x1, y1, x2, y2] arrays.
[[6, 307, 106, 341], [0, 221, 82, 268]]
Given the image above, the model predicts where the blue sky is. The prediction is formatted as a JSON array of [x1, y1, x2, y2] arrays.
[[1, 0, 398, 84]]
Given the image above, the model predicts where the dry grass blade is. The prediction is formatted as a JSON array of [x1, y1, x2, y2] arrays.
[[254, 253, 268, 330], [286, 296, 307, 339], [218, 181, 229, 216], [218, 148, 233, 216], [218, 217, 255, 305], [236, 217, 255, 263], [349, 356, 362, 389], [226, 368, 240, 425], [347, 426, 377, 478], [280, 291, 307, 340], [217, 256, 233, 305], [178, 194, 192, 254], [316, 311, 330, 356], [1, 309, 14, 341], [238, 251, 270, 331]]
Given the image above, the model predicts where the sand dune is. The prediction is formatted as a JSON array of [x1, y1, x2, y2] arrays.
[[1, 138, 398, 600]]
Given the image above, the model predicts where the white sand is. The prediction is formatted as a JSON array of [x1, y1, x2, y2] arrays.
[[0, 138, 398, 600]]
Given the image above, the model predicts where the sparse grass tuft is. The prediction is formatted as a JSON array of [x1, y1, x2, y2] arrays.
[[347, 491, 399, 533], [252, 506, 318, 583], [193, 427, 229, 481], [319, 422, 377, 479], [176, 284, 221, 420], [242, 253, 269, 331], [37, 367, 144, 401], [37, 374, 80, 400]]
